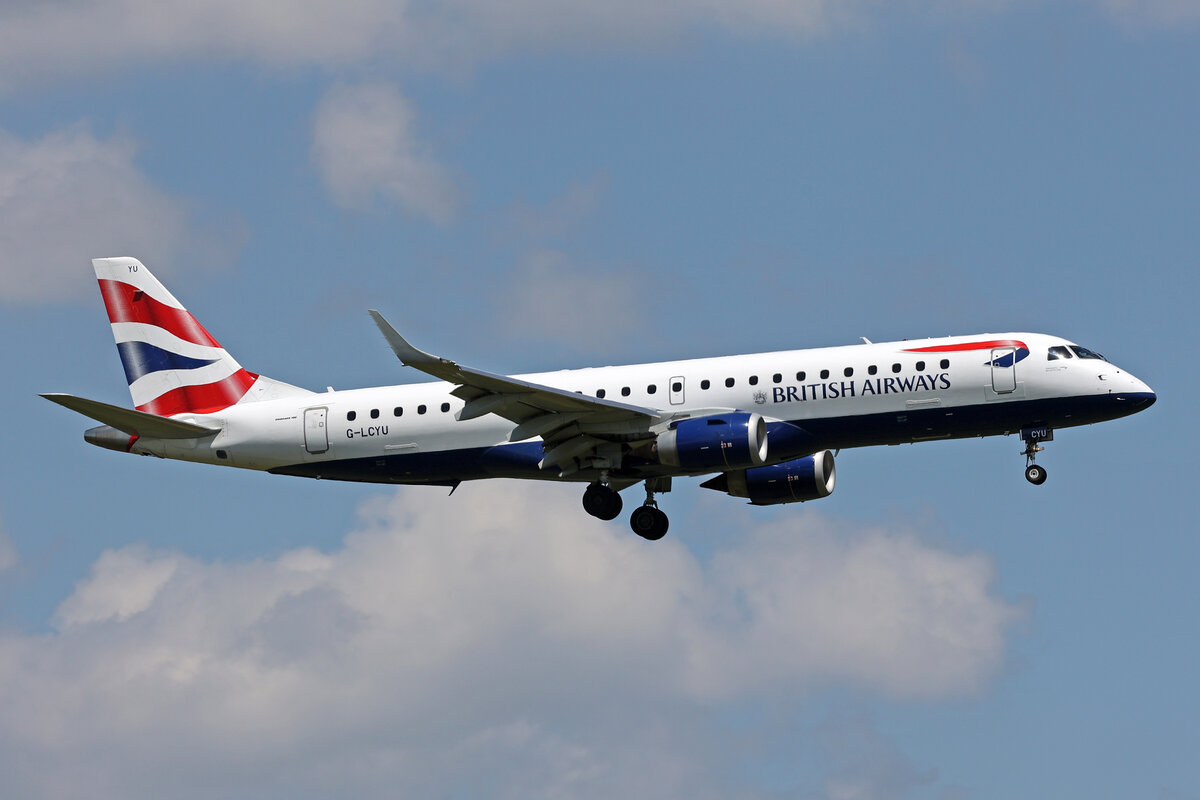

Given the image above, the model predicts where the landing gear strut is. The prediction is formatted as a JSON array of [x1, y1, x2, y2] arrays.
[[1021, 427, 1052, 485], [629, 479, 671, 540]]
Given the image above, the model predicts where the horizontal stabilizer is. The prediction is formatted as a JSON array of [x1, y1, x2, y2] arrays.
[[41, 393, 219, 439]]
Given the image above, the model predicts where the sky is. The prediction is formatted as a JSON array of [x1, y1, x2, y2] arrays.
[[1, 1, 1197, 798]]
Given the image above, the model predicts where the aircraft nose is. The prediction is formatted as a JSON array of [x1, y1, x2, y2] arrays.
[[1127, 376, 1156, 410]]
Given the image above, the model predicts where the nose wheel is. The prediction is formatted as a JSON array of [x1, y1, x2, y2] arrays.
[[1021, 427, 1052, 485]]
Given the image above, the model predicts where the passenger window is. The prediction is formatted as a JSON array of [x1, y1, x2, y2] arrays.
[[916, 361, 925, 372], [725, 377, 735, 388], [621, 387, 631, 397], [418, 405, 427, 415], [797, 371, 806, 381], [647, 384, 657, 394], [370, 409, 379, 419], [868, 365, 878, 375], [394, 407, 403, 417], [597, 389, 606, 398], [441, 402, 450, 413], [748, 375, 759, 386], [892, 363, 901, 373], [820, 369, 829, 380], [772, 373, 782, 383], [347, 411, 357, 421], [672, 381, 683, 393], [844, 367, 853, 378], [940, 359, 950, 369], [701, 379, 711, 390]]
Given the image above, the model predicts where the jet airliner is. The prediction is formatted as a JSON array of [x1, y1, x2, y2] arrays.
[[44, 258, 1156, 540]]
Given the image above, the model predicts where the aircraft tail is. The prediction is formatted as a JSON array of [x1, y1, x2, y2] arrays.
[[93, 257, 309, 417]]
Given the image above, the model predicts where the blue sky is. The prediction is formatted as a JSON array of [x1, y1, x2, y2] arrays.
[[1, 2, 1196, 798]]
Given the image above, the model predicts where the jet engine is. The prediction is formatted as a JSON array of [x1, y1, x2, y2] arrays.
[[700, 451, 836, 505], [655, 412, 769, 471]]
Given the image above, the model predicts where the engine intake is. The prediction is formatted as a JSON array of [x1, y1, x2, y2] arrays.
[[656, 412, 769, 471], [701, 451, 836, 505]]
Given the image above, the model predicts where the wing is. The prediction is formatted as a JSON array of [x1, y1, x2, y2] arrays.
[[368, 311, 667, 475]]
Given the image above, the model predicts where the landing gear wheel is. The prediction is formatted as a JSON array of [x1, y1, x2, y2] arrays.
[[582, 483, 623, 520], [1025, 464, 1047, 485], [630, 505, 669, 541]]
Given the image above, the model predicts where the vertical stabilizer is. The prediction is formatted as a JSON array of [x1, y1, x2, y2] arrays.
[[94, 257, 290, 416]]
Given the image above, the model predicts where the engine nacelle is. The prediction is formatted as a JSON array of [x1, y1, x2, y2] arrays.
[[701, 451, 836, 505], [656, 412, 769, 471]]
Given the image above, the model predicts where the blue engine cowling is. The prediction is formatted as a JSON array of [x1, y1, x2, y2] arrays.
[[700, 451, 836, 505], [655, 412, 769, 471]]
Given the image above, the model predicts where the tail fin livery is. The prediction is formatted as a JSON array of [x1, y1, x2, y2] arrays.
[[93, 257, 307, 417]]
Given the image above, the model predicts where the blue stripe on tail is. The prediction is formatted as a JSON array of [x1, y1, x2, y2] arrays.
[[116, 341, 219, 385]]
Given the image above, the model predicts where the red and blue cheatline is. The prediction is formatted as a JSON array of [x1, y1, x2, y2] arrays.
[[903, 339, 1030, 368]]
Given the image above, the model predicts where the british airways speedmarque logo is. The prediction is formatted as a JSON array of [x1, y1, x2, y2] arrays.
[[903, 339, 1030, 368]]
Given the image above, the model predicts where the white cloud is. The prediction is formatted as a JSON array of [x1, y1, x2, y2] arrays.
[[504, 173, 611, 243], [311, 83, 459, 224], [496, 249, 656, 354], [0, 125, 193, 304], [0, 0, 1194, 91], [0, 481, 1019, 798], [0, 0, 853, 89], [55, 548, 180, 625]]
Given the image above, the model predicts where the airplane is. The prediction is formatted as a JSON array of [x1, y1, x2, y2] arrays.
[[44, 257, 1156, 540]]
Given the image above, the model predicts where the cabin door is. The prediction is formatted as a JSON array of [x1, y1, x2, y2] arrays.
[[304, 407, 329, 454], [990, 348, 1017, 395]]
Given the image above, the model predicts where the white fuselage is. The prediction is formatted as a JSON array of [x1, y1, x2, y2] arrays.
[[132, 332, 1154, 486]]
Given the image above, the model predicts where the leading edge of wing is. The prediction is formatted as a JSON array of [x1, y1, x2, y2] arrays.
[[367, 310, 663, 423]]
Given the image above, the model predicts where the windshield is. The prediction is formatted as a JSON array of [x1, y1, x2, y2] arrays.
[[1047, 345, 1073, 360], [1070, 345, 1107, 361]]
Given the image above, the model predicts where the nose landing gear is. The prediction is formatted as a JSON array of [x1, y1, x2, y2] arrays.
[[1021, 427, 1053, 485]]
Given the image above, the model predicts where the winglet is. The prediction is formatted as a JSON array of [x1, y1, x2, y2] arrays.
[[367, 310, 450, 368]]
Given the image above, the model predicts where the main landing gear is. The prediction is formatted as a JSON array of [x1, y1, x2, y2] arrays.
[[581, 478, 671, 540], [582, 481, 623, 520], [1021, 427, 1053, 485]]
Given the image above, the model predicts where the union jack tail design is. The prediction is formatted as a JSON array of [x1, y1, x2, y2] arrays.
[[94, 257, 263, 417]]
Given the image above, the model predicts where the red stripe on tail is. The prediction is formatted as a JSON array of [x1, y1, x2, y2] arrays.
[[98, 279, 221, 348], [136, 370, 259, 417]]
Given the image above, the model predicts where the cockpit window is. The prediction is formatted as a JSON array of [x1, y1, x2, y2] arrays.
[[1047, 346, 1073, 361], [1070, 345, 1106, 361]]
